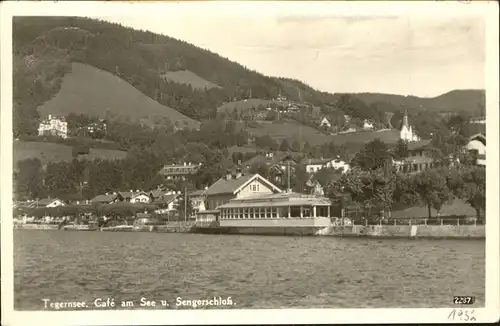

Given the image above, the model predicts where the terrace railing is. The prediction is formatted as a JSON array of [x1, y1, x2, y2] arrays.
[[350, 216, 481, 226]]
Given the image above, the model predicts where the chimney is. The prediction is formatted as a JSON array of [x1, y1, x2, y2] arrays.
[[105, 192, 109, 195], [48, 114, 52, 120], [225, 172, 232, 181], [235, 170, 242, 179], [184, 162, 186, 166]]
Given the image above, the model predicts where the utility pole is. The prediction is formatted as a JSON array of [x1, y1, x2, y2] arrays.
[[287, 160, 291, 192], [184, 181, 187, 222]]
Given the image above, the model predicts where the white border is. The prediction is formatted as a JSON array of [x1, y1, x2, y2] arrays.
[[1, 1, 499, 325]]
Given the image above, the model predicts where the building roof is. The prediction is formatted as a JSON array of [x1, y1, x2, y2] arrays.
[[37, 198, 63, 206], [91, 194, 116, 203], [117, 191, 148, 199], [301, 157, 342, 166], [241, 151, 299, 169], [188, 189, 207, 197], [154, 194, 178, 205], [217, 192, 332, 209], [158, 163, 201, 176], [469, 133, 486, 145], [205, 173, 281, 196], [404, 155, 435, 164], [407, 139, 432, 151]]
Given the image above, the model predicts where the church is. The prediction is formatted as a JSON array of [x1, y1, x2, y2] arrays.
[[399, 109, 420, 142]]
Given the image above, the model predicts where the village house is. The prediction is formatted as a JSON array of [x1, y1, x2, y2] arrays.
[[115, 190, 151, 204], [468, 116, 486, 124], [149, 190, 180, 214], [204, 171, 283, 211], [241, 152, 299, 186], [302, 157, 350, 174], [35, 197, 66, 208], [465, 133, 486, 166], [319, 117, 331, 128], [188, 188, 208, 214], [393, 140, 443, 173], [38, 114, 68, 139], [91, 193, 117, 205], [363, 119, 374, 130], [158, 162, 202, 181], [305, 175, 325, 197]]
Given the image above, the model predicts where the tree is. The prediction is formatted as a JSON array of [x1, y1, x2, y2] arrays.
[[279, 139, 290, 152], [291, 140, 301, 153], [15, 158, 45, 200], [449, 166, 485, 223], [393, 139, 409, 160], [412, 168, 453, 218], [351, 139, 390, 171]]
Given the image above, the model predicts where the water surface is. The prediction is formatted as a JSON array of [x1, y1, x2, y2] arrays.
[[14, 230, 485, 310]]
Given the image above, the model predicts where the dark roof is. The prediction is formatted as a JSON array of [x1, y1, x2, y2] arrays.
[[37, 198, 62, 206], [158, 164, 201, 176], [241, 151, 299, 168], [205, 174, 255, 196], [153, 194, 178, 205], [300, 157, 339, 165], [469, 133, 486, 145], [91, 194, 116, 203], [188, 189, 207, 197], [407, 139, 432, 151], [404, 156, 435, 164]]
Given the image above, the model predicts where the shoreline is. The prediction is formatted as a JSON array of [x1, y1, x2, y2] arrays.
[[14, 223, 486, 239]]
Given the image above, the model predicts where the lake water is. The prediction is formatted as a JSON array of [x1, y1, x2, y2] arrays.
[[14, 230, 485, 310]]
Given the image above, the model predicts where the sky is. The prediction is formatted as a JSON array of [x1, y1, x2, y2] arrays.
[[102, 13, 485, 98]]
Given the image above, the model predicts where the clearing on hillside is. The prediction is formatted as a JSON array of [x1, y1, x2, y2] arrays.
[[239, 121, 401, 146], [161, 70, 221, 90], [13, 141, 127, 169], [38, 62, 200, 129]]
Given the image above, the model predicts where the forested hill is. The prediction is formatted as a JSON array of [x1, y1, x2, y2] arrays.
[[13, 16, 485, 138], [343, 90, 486, 115], [12, 16, 338, 136]]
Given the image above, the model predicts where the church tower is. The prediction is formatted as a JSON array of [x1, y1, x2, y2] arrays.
[[400, 109, 420, 142]]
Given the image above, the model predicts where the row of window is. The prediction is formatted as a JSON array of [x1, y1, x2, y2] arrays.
[[219, 206, 331, 219], [220, 207, 278, 219]]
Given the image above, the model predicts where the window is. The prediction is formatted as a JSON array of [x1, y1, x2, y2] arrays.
[[271, 208, 277, 218], [259, 208, 265, 218], [244, 208, 249, 219]]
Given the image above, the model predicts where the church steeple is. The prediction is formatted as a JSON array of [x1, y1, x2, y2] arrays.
[[401, 109, 409, 129]]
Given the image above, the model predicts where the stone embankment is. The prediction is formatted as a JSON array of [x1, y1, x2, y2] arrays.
[[316, 225, 485, 239]]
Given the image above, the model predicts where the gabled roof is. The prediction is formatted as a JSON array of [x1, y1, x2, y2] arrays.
[[154, 194, 178, 205], [188, 189, 207, 197], [407, 139, 432, 151], [37, 198, 63, 206], [469, 133, 486, 145], [301, 157, 337, 165], [91, 194, 116, 203], [241, 151, 299, 168], [117, 191, 148, 199], [205, 173, 281, 196]]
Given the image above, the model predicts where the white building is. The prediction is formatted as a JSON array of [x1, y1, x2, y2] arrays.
[[319, 117, 331, 128], [400, 110, 420, 142], [38, 114, 68, 139], [302, 157, 350, 174], [36, 198, 66, 208], [465, 133, 486, 166], [363, 119, 374, 130]]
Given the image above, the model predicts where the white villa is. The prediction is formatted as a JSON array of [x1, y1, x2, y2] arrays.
[[38, 114, 68, 139], [465, 133, 486, 166], [400, 110, 420, 142], [319, 117, 331, 128], [363, 119, 374, 130], [302, 157, 350, 174]]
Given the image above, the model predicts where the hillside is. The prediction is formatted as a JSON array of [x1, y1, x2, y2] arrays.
[[12, 17, 485, 144], [13, 141, 127, 169], [344, 89, 485, 114], [38, 62, 200, 128], [160, 70, 221, 90]]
